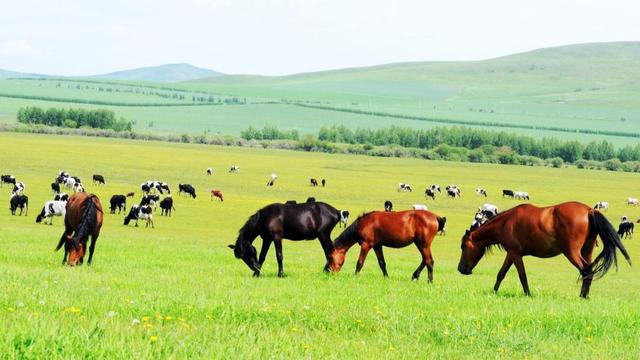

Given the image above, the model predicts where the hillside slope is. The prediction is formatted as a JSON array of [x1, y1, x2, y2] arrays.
[[95, 63, 222, 82]]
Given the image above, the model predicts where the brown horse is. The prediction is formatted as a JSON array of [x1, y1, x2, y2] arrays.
[[330, 210, 446, 281], [458, 202, 631, 298], [55, 193, 104, 266], [211, 189, 224, 202]]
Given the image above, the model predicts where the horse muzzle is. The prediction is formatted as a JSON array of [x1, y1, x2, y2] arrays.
[[457, 264, 473, 275]]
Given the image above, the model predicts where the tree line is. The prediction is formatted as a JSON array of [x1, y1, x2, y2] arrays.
[[17, 106, 134, 131]]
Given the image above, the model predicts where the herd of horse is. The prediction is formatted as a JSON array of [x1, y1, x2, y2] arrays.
[[4, 169, 633, 298]]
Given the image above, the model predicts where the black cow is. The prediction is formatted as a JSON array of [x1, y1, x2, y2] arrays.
[[9, 194, 28, 216], [1, 175, 16, 187], [178, 184, 196, 199], [159, 196, 175, 216], [109, 195, 127, 214], [140, 194, 160, 208], [321, 179, 326, 187], [502, 189, 514, 198], [618, 222, 634, 239], [51, 182, 61, 194], [93, 174, 106, 185], [384, 200, 393, 212], [310, 178, 318, 187], [54, 193, 69, 202]]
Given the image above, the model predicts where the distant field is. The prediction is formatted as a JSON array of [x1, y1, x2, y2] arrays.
[[1, 133, 638, 358]]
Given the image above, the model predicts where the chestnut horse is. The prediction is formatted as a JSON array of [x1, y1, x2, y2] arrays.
[[330, 210, 446, 281], [458, 202, 631, 298], [211, 189, 224, 202], [54, 192, 104, 266]]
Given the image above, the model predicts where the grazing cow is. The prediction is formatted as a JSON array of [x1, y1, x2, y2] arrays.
[[73, 183, 85, 193], [469, 211, 486, 231], [54, 193, 69, 202], [65, 177, 77, 189], [321, 179, 326, 187], [126, 192, 135, 198], [425, 188, 436, 200], [384, 200, 393, 212], [211, 189, 224, 202], [156, 182, 170, 194], [159, 196, 175, 216], [36, 200, 66, 225], [619, 220, 634, 239], [1, 174, 16, 187], [92, 174, 106, 185], [412, 204, 428, 210], [9, 194, 28, 216], [627, 198, 639, 206], [306, 197, 316, 203], [12, 182, 26, 195], [447, 187, 461, 198], [206, 167, 213, 176], [178, 184, 196, 199], [267, 173, 278, 187], [476, 188, 487, 197], [430, 185, 441, 193], [109, 195, 127, 214], [514, 191, 530, 200], [594, 201, 609, 211], [229, 165, 240, 173], [502, 189, 515, 198], [140, 194, 160, 208], [51, 182, 61, 195], [398, 183, 412, 192], [479, 203, 499, 218], [124, 205, 154, 228], [141, 182, 152, 194], [310, 178, 318, 187], [339, 210, 350, 227]]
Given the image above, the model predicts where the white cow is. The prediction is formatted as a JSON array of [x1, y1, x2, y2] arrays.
[[412, 204, 428, 210], [594, 201, 609, 211], [514, 191, 530, 200], [627, 198, 639, 206]]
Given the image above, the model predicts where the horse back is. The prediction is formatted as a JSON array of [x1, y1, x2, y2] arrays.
[[361, 210, 440, 247]]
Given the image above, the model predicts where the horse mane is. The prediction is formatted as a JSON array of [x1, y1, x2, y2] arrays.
[[234, 211, 262, 254], [334, 212, 372, 248], [72, 195, 98, 249]]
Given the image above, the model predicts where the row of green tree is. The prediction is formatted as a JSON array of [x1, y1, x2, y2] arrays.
[[241, 124, 640, 164], [17, 106, 133, 131]]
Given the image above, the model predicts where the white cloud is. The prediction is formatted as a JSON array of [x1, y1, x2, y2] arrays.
[[1, 39, 40, 56]]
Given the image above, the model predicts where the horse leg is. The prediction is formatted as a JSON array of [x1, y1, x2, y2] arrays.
[[317, 233, 334, 272], [510, 253, 530, 296], [274, 236, 285, 278], [87, 234, 99, 265], [494, 255, 513, 293], [355, 244, 371, 274], [373, 246, 388, 277], [257, 237, 272, 266]]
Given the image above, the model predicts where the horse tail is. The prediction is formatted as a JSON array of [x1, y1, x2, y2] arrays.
[[55, 233, 66, 251], [588, 210, 632, 279], [72, 195, 98, 249]]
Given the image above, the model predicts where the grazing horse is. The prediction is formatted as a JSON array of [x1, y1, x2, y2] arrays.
[[384, 200, 393, 212], [228, 201, 341, 277], [329, 210, 446, 281], [211, 189, 224, 202], [55, 193, 103, 266], [458, 202, 631, 298]]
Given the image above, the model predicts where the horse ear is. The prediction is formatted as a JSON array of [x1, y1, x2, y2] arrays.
[[228, 244, 235, 249]]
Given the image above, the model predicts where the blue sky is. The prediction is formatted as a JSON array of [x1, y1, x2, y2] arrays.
[[1, 0, 638, 76]]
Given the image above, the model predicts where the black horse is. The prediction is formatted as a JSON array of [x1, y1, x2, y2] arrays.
[[228, 201, 341, 277]]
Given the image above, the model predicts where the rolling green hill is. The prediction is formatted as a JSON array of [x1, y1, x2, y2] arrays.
[[95, 63, 222, 82]]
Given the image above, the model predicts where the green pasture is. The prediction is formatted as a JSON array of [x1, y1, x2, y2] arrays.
[[0, 133, 638, 358]]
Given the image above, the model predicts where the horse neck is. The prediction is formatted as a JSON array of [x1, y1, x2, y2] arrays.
[[333, 221, 360, 251], [471, 216, 503, 247]]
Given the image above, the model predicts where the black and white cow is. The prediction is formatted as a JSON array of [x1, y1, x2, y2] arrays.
[[267, 173, 278, 187], [109, 195, 127, 214], [338, 210, 350, 227], [429, 185, 441, 193], [159, 196, 175, 216], [502, 189, 515, 198], [229, 165, 240, 173], [64, 177, 77, 189], [398, 183, 412, 192], [446, 185, 461, 198], [594, 201, 609, 211], [178, 184, 196, 199], [475, 188, 488, 197], [140, 194, 160, 208], [124, 205, 154, 228], [35, 200, 66, 225], [618, 216, 634, 239], [73, 183, 85, 193], [469, 211, 486, 231], [206, 167, 213, 176], [55, 171, 69, 184], [51, 182, 61, 195], [54, 193, 69, 202], [156, 182, 170, 194], [12, 182, 26, 195], [9, 194, 28, 216], [479, 203, 499, 218], [384, 200, 393, 212], [92, 174, 106, 185], [514, 191, 530, 200], [425, 188, 436, 200], [1, 175, 16, 187]]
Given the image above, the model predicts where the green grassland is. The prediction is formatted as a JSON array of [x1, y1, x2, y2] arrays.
[[1, 133, 639, 358], [1, 43, 640, 147]]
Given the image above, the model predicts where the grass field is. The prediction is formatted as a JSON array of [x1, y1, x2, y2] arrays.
[[1, 133, 639, 358]]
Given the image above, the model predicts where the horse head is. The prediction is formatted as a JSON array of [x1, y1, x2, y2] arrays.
[[458, 229, 485, 275], [228, 239, 260, 273]]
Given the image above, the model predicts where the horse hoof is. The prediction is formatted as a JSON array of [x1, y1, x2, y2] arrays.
[[278, 273, 285, 278], [252, 271, 260, 277]]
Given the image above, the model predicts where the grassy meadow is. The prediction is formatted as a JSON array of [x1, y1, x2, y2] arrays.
[[1, 133, 639, 358]]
